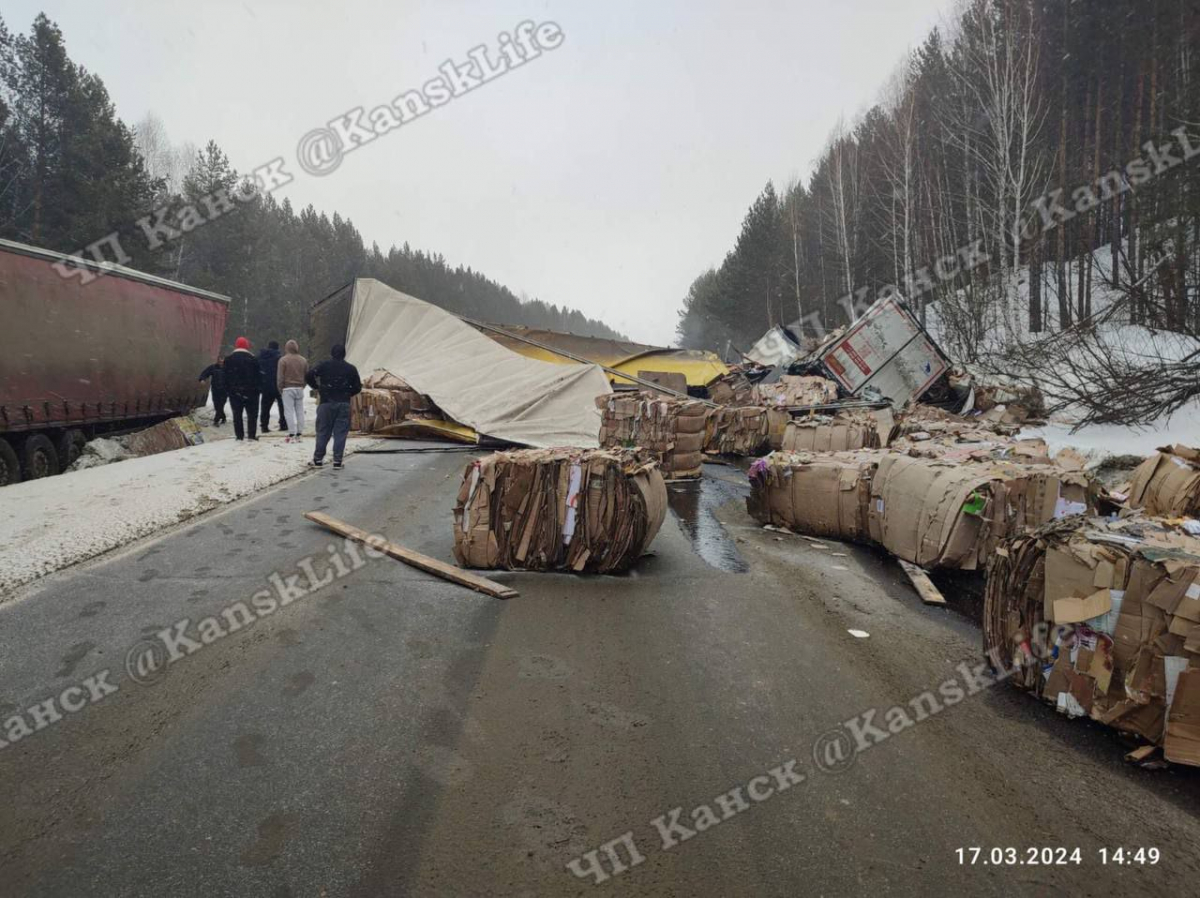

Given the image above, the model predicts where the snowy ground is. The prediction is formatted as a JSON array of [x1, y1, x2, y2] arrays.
[[1021, 400, 1200, 463], [1, 398, 380, 599]]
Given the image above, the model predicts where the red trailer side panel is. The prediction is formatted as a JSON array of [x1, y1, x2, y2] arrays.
[[0, 242, 230, 432]]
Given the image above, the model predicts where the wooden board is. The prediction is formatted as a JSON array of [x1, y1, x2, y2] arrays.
[[304, 511, 518, 600], [899, 560, 946, 605]]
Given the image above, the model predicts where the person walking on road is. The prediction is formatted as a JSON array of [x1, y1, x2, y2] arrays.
[[258, 341, 286, 432], [277, 340, 309, 443], [198, 353, 228, 426], [223, 337, 262, 441], [305, 343, 361, 469]]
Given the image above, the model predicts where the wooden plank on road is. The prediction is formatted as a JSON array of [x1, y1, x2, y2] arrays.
[[899, 559, 946, 605], [304, 511, 518, 600]]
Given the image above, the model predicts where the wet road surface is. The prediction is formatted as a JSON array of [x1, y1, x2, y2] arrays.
[[2, 450, 1200, 896]]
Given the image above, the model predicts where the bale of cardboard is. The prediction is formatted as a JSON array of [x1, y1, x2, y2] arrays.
[[1125, 445, 1200, 517], [984, 514, 1200, 765], [747, 451, 879, 543], [704, 406, 770, 456], [757, 375, 840, 409], [749, 450, 1096, 570], [597, 393, 709, 478], [781, 408, 895, 453], [707, 371, 759, 406], [868, 454, 1095, 570], [124, 417, 204, 456], [453, 447, 667, 574], [351, 369, 441, 433]]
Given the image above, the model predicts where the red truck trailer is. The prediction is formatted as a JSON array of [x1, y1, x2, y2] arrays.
[[0, 238, 231, 486]]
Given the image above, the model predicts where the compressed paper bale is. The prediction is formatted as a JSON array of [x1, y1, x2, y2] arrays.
[[453, 447, 667, 573], [703, 406, 770, 456], [868, 454, 1097, 570], [597, 393, 711, 480], [747, 451, 877, 542], [781, 410, 889, 453], [1126, 446, 1200, 518], [757, 375, 840, 409], [983, 515, 1200, 763], [354, 370, 441, 433]]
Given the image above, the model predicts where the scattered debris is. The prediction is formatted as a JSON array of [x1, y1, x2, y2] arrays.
[[848, 629, 870, 639], [985, 514, 1200, 767], [304, 510, 518, 600], [899, 560, 946, 605], [1125, 445, 1200, 517]]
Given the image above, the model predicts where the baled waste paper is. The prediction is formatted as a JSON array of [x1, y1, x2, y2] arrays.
[[453, 447, 668, 574], [597, 393, 709, 478], [350, 370, 441, 435], [781, 408, 895, 453], [1126, 445, 1200, 518], [747, 451, 877, 542], [868, 454, 1094, 570], [756, 375, 840, 409], [703, 406, 770, 456], [749, 450, 1097, 570], [984, 515, 1200, 765]]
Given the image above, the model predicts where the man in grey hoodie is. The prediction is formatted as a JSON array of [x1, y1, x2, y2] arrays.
[[277, 340, 309, 442]]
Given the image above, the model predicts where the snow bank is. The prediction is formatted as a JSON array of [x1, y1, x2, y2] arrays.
[[0, 434, 379, 600]]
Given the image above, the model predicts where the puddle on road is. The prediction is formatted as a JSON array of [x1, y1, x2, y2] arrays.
[[667, 466, 749, 573]]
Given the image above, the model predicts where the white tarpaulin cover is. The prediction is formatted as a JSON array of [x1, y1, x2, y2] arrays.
[[344, 279, 611, 448]]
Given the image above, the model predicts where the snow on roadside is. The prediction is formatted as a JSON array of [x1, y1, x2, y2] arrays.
[[1021, 399, 1200, 464], [0, 435, 379, 600]]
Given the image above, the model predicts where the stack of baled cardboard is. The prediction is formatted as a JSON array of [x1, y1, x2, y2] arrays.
[[453, 447, 667, 574], [781, 408, 895, 453], [1125, 445, 1200, 517], [984, 515, 1200, 766], [704, 406, 770, 456], [756, 375, 840, 409], [351, 370, 441, 434], [748, 451, 1096, 570], [597, 393, 709, 479]]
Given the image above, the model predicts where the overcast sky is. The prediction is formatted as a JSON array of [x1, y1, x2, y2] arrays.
[[9, 0, 949, 345]]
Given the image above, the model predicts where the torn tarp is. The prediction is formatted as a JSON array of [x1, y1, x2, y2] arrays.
[[325, 279, 612, 448]]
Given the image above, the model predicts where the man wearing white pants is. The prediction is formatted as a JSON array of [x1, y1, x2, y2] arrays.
[[277, 340, 310, 443]]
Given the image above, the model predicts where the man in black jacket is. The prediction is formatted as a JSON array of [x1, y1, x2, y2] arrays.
[[223, 337, 262, 441], [198, 353, 228, 426], [257, 341, 286, 432], [305, 344, 362, 469]]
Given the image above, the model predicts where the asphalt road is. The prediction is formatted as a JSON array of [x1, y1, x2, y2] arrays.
[[2, 450, 1200, 896]]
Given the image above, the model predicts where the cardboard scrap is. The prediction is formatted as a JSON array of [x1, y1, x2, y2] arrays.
[[1126, 446, 1200, 518], [453, 447, 667, 574], [598, 392, 709, 479], [984, 514, 1200, 767]]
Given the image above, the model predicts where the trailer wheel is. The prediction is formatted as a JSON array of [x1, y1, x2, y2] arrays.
[[20, 434, 59, 480], [56, 429, 87, 469], [0, 438, 20, 487]]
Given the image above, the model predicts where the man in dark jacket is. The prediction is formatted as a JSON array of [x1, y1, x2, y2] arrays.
[[223, 337, 262, 441], [305, 344, 362, 469], [198, 353, 228, 426], [257, 341, 286, 432]]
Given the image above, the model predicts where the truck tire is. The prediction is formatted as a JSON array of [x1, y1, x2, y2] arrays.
[[20, 434, 59, 480], [56, 429, 87, 469], [0, 438, 20, 486]]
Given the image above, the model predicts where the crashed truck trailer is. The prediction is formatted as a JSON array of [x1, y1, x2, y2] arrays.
[[0, 238, 230, 486], [310, 278, 612, 448]]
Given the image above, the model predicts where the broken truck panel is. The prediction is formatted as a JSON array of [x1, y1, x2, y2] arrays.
[[819, 296, 950, 406]]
